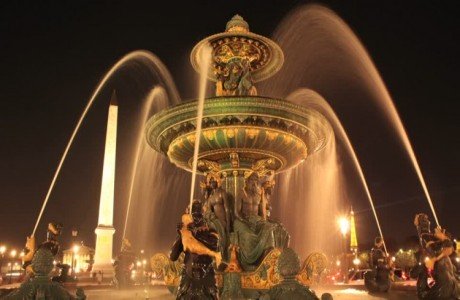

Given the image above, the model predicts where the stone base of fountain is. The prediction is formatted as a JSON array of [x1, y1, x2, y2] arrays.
[[151, 249, 327, 299]]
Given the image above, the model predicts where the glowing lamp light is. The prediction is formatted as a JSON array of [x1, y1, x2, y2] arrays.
[[0, 246, 6, 255], [424, 256, 429, 262], [142, 259, 147, 265], [140, 249, 145, 254], [336, 260, 341, 267], [73, 245, 80, 254], [10, 249, 17, 258], [337, 217, 350, 237], [455, 257, 460, 263], [136, 261, 142, 267], [20, 251, 25, 258], [391, 256, 396, 262], [353, 258, 361, 266]]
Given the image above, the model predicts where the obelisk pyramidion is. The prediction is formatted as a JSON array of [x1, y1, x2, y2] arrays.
[[93, 91, 118, 276]]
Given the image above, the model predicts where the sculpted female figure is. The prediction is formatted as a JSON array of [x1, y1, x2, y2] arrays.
[[202, 174, 231, 260]]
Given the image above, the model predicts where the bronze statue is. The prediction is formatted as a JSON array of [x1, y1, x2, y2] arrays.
[[202, 174, 231, 261], [233, 172, 277, 270], [216, 57, 257, 96], [203, 174, 231, 234], [364, 237, 390, 293], [22, 222, 63, 275], [170, 200, 220, 299], [3, 223, 85, 300], [414, 214, 460, 299], [113, 239, 137, 289]]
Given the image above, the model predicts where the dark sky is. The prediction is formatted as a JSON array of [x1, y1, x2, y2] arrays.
[[0, 1, 459, 253]]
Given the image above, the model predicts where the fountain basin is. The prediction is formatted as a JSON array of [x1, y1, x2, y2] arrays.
[[146, 96, 332, 175]]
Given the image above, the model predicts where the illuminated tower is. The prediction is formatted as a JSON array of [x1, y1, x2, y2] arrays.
[[93, 92, 118, 275], [350, 207, 358, 253]]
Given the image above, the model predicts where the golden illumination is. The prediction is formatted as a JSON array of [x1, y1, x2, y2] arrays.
[[10, 249, 17, 258], [338, 216, 350, 237], [94, 99, 117, 274]]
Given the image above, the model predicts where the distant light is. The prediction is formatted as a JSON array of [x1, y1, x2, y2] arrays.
[[399, 249, 403, 253], [140, 249, 145, 254], [7, 263, 11, 267], [53, 260, 57, 266], [142, 259, 147, 265], [336, 260, 341, 266], [424, 256, 429, 262], [20, 251, 25, 258], [391, 256, 396, 262], [353, 258, 361, 266], [456, 257, 460, 263], [337, 217, 350, 236], [73, 245, 80, 254], [10, 249, 17, 258], [136, 261, 141, 267], [0, 246, 6, 254]]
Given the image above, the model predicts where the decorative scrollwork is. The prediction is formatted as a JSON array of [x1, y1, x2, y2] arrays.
[[240, 248, 282, 289], [297, 252, 328, 286]]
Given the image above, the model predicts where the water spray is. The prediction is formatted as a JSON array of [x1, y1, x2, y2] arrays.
[[189, 45, 212, 213], [32, 51, 179, 236]]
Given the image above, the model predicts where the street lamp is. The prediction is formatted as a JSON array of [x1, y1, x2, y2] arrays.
[[337, 216, 350, 283]]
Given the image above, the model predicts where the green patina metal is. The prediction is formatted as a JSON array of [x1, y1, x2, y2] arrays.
[[145, 96, 332, 174], [4, 248, 85, 300]]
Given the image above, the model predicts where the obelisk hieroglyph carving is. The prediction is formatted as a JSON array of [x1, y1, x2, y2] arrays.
[[93, 92, 118, 275]]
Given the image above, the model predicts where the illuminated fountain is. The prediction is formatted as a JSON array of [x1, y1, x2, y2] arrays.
[[148, 15, 332, 297]]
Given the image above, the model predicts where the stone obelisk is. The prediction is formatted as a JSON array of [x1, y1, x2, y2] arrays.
[[93, 91, 118, 276]]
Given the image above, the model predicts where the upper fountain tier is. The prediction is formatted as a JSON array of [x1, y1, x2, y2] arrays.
[[145, 15, 332, 177], [190, 15, 284, 86]]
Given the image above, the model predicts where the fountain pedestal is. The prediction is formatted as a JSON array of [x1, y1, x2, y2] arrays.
[[147, 14, 331, 299]]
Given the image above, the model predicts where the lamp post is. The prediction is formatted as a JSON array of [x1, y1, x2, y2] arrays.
[[338, 216, 350, 283], [9, 249, 17, 284]]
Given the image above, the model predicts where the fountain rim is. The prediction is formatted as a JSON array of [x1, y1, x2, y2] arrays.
[[145, 95, 333, 175]]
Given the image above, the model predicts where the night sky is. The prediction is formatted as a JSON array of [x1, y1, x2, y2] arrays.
[[0, 1, 459, 253]]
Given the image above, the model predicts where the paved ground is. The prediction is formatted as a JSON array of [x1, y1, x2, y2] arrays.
[[81, 285, 418, 300]]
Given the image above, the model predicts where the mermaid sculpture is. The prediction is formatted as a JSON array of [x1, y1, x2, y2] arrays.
[[364, 237, 391, 293], [3, 223, 85, 300], [414, 213, 460, 299], [170, 200, 220, 299]]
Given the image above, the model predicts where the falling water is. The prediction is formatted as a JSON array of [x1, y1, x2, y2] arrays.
[[189, 45, 212, 210], [32, 50, 180, 236], [288, 88, 388, 254], [261, 4, 439, 226], [122, 86, 169, 241], [275, 120, 341, 255]]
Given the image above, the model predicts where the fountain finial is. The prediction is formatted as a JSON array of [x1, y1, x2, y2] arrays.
[[190, 14, 284, 85], [226, 14, 249, 32]]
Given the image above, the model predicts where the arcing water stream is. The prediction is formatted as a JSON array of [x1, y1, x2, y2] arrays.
[[289, 88, 388, 254], [189, 45, 212, 211], [122, 86, 169, 241], [32, 50, 180, 237], [262, 4, 440, 227]]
